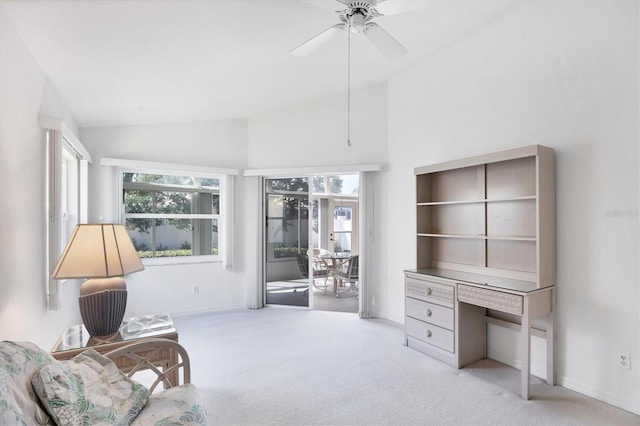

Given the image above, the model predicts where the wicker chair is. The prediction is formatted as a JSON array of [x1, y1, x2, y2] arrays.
[[0, 338, 208, 425]]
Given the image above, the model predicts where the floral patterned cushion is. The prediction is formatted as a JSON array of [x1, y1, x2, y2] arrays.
[[31, 349, 149, 425], [0, 341, 55, 425], [131, 384, 208, 426]]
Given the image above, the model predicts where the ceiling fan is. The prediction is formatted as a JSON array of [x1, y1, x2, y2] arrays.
[[290, 0, 408, 60]]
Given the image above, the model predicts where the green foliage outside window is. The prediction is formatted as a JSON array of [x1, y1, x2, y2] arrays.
[[123, 173, 220, 258], [137, 247, 219, 258], [312, 176, 344, 194], [123, 173, 219, 234]]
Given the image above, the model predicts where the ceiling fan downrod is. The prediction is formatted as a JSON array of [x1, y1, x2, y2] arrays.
[[347, 25, 352, 148]]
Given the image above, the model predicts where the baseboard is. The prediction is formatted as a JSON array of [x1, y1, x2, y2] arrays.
[[170, 304, 246, 318], [489, 349, 640, 416], [557, 375, 640, 416]]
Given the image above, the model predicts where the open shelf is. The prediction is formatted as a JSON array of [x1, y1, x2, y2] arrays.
[[414, 145, 555, 288], [416, 165, 484, 204], [417, 195, 536, 206], [418, 234, 536, 241], [417, 233, 487, 239], [486, 156, 536, 199]]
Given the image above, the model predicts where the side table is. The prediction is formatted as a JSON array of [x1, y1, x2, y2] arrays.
[[51, 313, 180, 386]]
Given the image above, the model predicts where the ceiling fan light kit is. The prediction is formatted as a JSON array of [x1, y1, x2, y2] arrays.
[[349, 12, 366, 33]]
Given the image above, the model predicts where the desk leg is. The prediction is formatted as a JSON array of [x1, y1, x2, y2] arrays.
[[521, 298, 531, 400], [546, 289, 555, 385]]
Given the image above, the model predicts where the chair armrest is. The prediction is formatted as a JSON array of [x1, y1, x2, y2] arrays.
[[103, 338, 191, 393]]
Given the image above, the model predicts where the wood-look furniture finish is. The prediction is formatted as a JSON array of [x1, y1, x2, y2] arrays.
[[405, 145, 555, 400], [51, 313, 179, 387]]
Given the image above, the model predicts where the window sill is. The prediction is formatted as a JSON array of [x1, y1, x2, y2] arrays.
[[141, 255, 221, 267]]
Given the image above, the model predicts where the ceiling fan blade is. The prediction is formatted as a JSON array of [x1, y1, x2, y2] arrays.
[[290, 24, 344, 57], [365, 22, 407, 59]]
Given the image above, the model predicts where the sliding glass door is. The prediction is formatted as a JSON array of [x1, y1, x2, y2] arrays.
[[262, 174, 360, 313], [264, 178, 310, 307]]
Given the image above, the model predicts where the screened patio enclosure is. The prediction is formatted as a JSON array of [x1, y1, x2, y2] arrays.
[[264, 174, 359, 312]]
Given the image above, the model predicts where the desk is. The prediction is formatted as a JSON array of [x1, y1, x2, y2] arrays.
[[320, 252, 352, 294], [51, 313, 179, 385], [404, 269, 554, 400]]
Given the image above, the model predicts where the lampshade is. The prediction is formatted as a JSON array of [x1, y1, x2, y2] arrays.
[[51, 224, 144, 280], [51, 224, 144, 339]]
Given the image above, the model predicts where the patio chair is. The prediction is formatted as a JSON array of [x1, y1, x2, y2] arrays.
[[335, 254, 358, 298], [295, 253, 330, 292]]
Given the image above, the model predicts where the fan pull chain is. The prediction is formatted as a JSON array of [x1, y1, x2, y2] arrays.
[[347, 25, 352, 148]]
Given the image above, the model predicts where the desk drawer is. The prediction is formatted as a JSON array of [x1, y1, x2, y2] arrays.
[[405, 276, 454, 307], [406, 316, 454, 353], [406, 297, 453, 330], [458, 284, 523, 315]]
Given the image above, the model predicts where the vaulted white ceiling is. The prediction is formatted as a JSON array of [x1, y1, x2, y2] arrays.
[[2, 0, 517, 127]]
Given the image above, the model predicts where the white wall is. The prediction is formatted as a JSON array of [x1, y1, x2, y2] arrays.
[[80, 120, 250, 317], [248, 85, 387, 168], [384, 0, 639, 413], [0, 8, 82, 349]]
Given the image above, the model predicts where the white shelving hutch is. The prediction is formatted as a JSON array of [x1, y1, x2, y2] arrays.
[[405, 145, 556, 400]]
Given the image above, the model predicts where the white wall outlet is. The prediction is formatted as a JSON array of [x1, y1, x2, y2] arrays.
[[617, 352, 631, 370], [192, 285, 200, 295]]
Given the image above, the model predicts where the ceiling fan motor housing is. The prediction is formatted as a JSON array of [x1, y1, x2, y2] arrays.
[[340, 0, 380, 33]]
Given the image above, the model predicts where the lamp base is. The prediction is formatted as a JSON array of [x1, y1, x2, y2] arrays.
[[79, 277, 127, 339]]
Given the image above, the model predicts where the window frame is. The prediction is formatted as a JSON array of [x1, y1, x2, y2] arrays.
[[41, 116, 91, 310], [125, 175, 220, 257], [119, 168, 224, 266], [102, 158, 239, 268]]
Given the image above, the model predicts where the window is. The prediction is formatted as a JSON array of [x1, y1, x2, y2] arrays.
[[312, 174, 359, 196], [42, 116, 91, 310], [120, 172, 223, 261], [333, 206, 353, 253], [60, 141, 85, 242], [103, 158, 238, 267]]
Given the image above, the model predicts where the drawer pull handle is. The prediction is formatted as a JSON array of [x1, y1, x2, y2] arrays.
[[426, 330, 432, 338], [427, 288, 432, 296], [426, 309, 432, 317]]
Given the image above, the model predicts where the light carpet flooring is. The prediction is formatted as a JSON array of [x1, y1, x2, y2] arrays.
[[173, 308, 639, 425]]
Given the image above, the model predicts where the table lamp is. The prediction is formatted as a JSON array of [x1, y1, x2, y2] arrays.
[[51, 224, 144, 339]]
